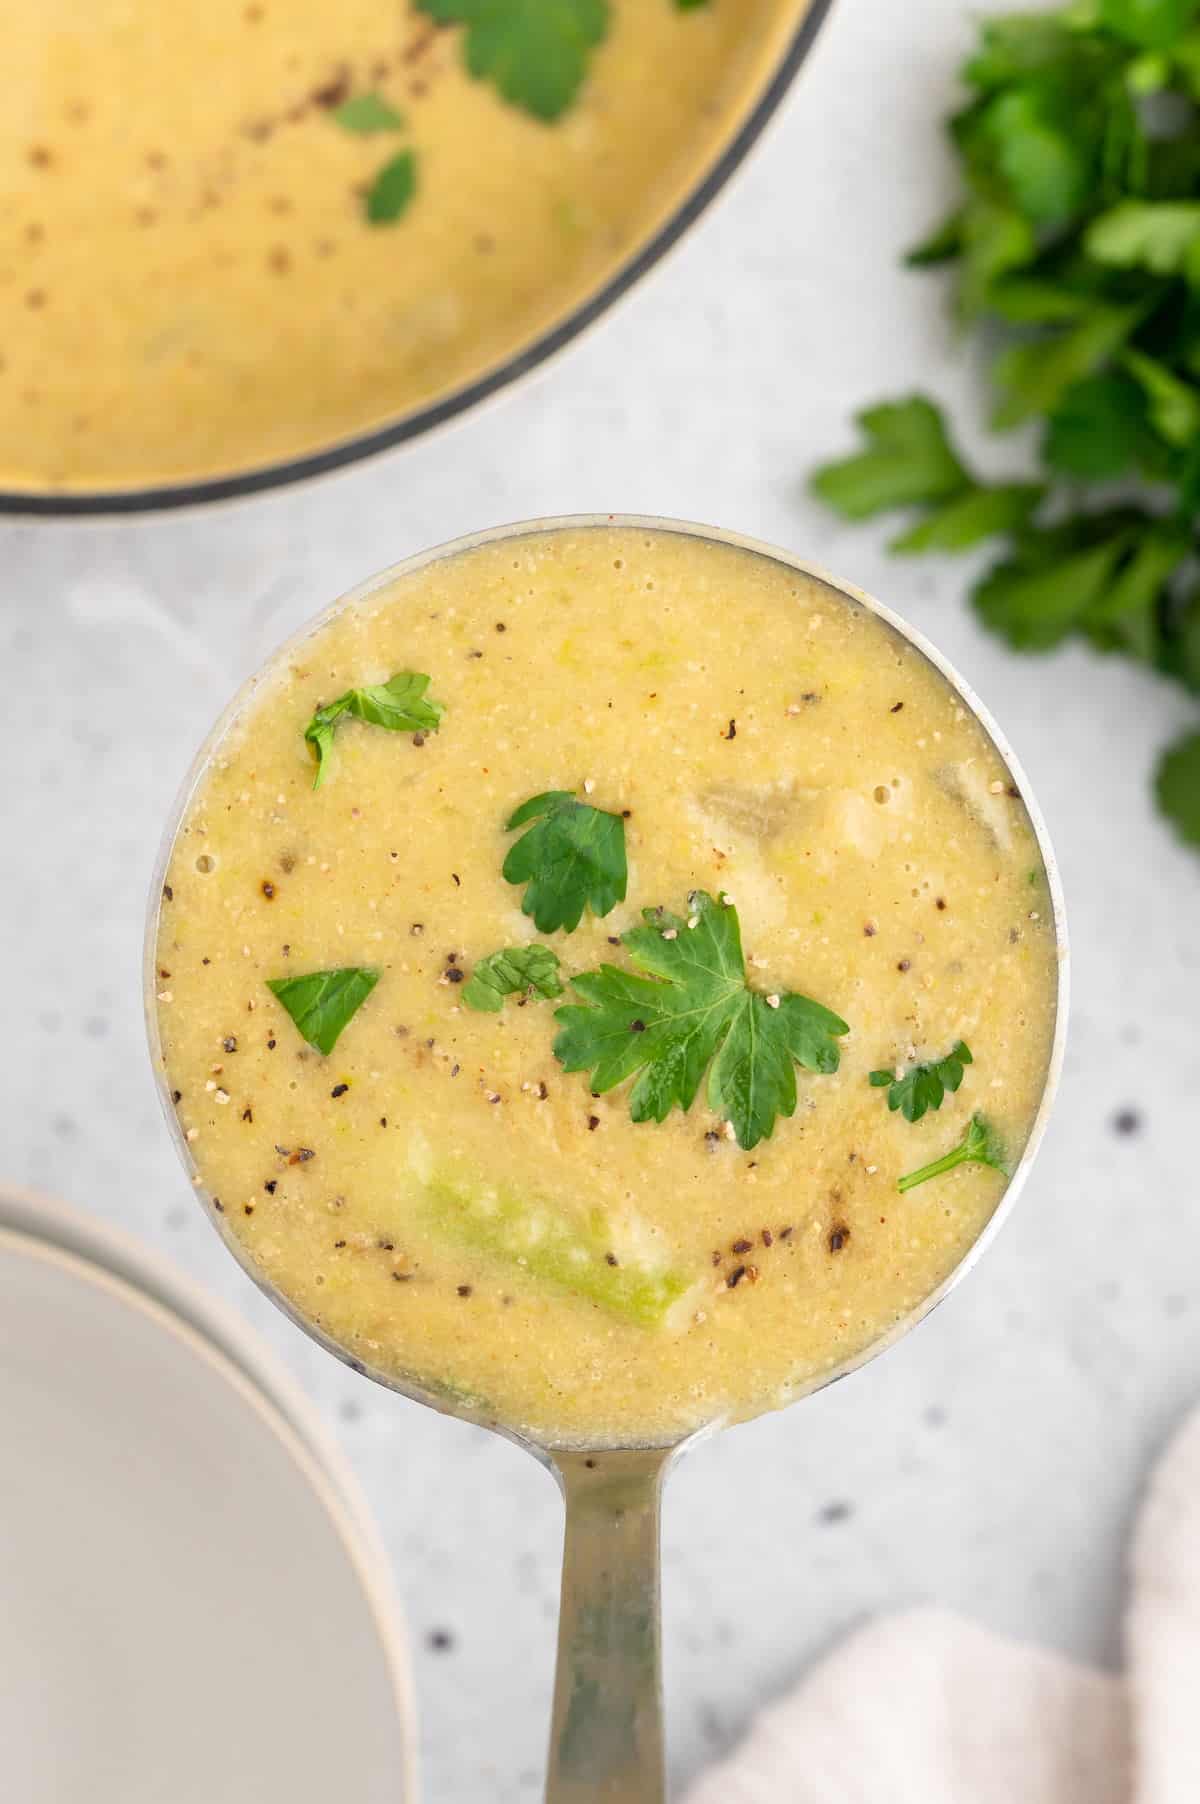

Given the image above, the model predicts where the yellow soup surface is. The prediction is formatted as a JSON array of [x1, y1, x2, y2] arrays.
[[8, 1, 810, 494], [154, 525, 1060, 1446]]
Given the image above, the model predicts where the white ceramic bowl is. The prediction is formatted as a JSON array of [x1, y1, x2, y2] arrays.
[[0, 1216, 418, 1804]]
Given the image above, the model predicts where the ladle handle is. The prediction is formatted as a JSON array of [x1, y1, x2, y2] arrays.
[[545, 1447, 672, 1804]]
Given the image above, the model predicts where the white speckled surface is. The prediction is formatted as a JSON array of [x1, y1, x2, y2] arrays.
[[3, 2, 1199, 1798]]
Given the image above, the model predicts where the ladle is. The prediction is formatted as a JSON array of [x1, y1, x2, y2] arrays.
[[147, 516, 1068, 1803]]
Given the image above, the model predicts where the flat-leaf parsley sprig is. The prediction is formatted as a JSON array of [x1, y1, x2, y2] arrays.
[[870, 1040, 973, 1122], [502, 789, 628, 933], [553, 890, 849, 1151], [304, 671, 444, 787], [897, 1113, 1009, 1194]]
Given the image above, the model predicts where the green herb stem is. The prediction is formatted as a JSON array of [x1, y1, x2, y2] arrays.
[[898, 1143, 973, 1193], [897, 1113, 1009, 1193]]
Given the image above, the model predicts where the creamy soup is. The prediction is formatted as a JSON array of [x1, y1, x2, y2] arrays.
[[153, 524, 1060, 1447], [8, 1, 811, 496]]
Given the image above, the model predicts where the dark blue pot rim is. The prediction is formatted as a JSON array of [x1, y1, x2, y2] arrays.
[[1, 0, 835, 518]]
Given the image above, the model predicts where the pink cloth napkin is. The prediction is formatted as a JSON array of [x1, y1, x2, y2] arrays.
[[687, 1405, 1200, 1804]]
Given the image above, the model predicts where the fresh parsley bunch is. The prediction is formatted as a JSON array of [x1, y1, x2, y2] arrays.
[[811, 0, 1200, 852]]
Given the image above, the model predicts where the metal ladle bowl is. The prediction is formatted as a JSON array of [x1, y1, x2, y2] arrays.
[[146, 516, 1069, 1803]]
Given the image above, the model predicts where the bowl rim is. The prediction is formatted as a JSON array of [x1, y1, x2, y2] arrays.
[[0, 1178, 384, 1521], [145, 512, 1070, 1451], [1, 1, 835, 519]]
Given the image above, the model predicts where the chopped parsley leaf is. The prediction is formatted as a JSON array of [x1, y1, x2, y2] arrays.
[[502, 789, 627, 933], [365, 149, 418, 224], [332, 93, 406, 133], [870, 1041, 973, 1122], [414, 0, 609, 122], [304, 671, 443, 786], [463, 944, 564, 1012], [266, 967, 380, 1055]]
